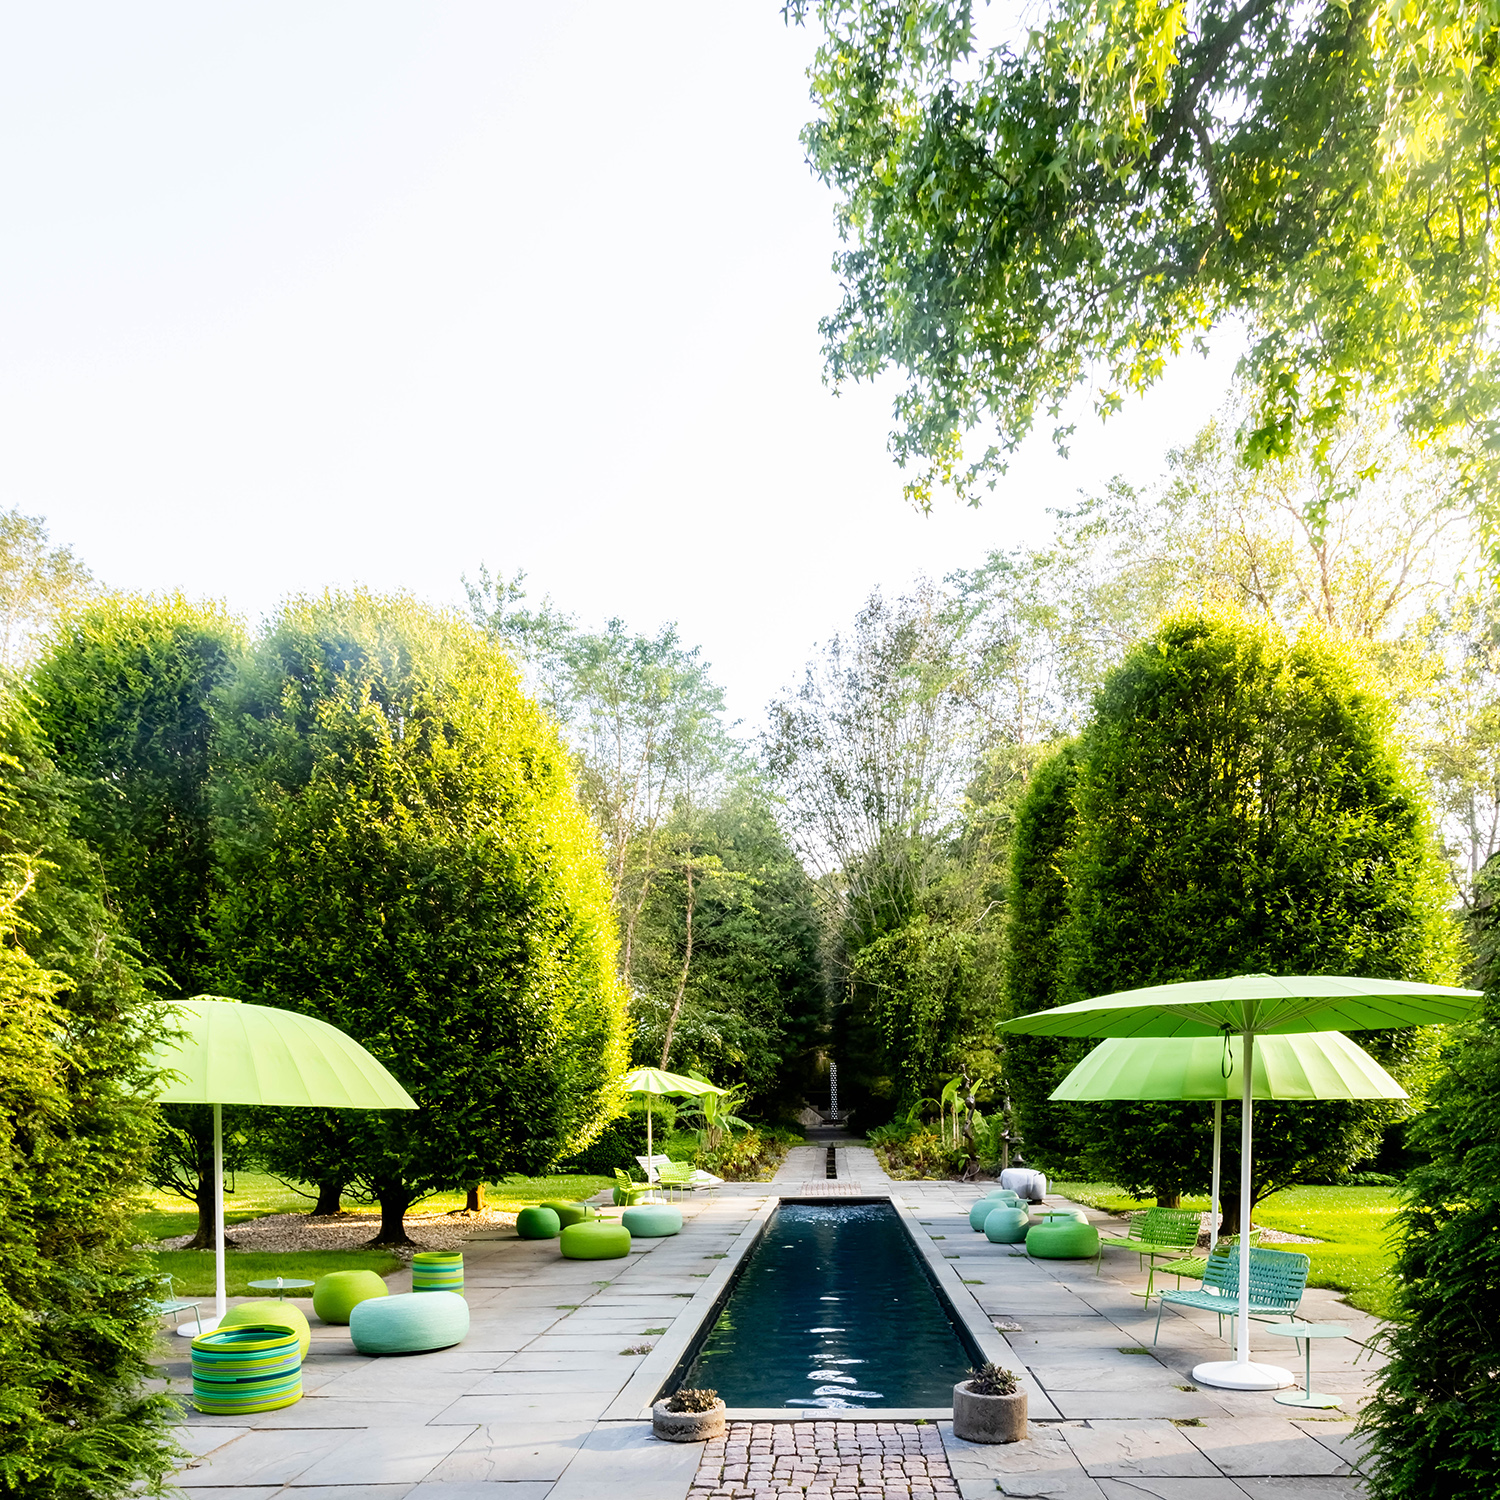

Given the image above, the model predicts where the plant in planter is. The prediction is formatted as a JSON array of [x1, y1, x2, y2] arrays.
[[952, 1363, 1027, 1444], [652, 1386, 726, 1443]]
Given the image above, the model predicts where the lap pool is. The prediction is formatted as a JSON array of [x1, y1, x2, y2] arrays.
[[677, 1201, 978, 1408]]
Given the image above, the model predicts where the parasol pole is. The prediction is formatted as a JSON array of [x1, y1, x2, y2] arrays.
[[1210, 1100, 1222, 1242], [1235, 1034, 1253, 1368]]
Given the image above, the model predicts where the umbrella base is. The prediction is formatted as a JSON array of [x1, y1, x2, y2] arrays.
[[1193, 1359, 1293, 1390], [1275, 1389, 1342, 1410], [177, 1315, 224, 1338]]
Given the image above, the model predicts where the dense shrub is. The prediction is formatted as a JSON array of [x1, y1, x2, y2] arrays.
[[868, 1118, 966, 1179]]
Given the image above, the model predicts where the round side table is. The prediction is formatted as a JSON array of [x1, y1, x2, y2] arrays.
[[247, 1277, 315, 1300], [1265, 1321, 1347, 1409]]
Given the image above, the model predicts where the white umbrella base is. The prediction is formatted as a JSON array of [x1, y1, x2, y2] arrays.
[[1193, 1359, 1294, 1390], [177, 1315, 224, 1338]]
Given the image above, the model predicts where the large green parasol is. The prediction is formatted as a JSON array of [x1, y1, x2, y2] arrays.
[[150, 995, 417, 1331], [1002, 975, 1480, 1391], [618, 1067, 726, 1172], [1051, 1032, 1407, 1265]]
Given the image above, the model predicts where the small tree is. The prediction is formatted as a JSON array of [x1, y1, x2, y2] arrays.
[[210, 593, 629, 1244]]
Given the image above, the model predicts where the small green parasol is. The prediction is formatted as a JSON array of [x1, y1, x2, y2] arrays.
[[150, 995, 417, 1331], [1002, 974, 1480, 1392], [618, 1067, 726, 1172]]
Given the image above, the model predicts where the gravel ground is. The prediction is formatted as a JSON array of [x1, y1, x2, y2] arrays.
[[153, 1207, 518, 1254]]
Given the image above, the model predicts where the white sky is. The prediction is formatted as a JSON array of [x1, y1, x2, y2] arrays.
[[0, 3, 1238, 728]]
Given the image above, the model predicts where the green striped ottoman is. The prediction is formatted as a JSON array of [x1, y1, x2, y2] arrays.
[[191, 1325, 302, 1414], [411, 1251, 463, 1295]]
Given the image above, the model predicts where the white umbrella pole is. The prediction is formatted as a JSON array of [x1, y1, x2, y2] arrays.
[[1193, 1032, 1291, 1390], [1211, 1100, 1222, 1243], [213, 1102, 227, 1323]]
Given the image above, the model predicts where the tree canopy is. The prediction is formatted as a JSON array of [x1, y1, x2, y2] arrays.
[[795, 1, 1500, 520]]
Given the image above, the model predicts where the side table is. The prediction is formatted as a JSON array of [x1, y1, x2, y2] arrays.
[[1265, 1321, 1347, 1409], [247, 1277, 315, 1300]]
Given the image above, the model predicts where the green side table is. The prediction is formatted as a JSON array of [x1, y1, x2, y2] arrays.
[[247, 1278, 315, 1300], [1266, 1321, 1347, 1409]]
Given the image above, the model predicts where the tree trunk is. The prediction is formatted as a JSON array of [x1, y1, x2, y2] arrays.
[[960, 1069, 980, 1177], [465, 1183, 486, 1214], [1154, 1186, 1182, 1209], [368, 1179, 417, 1246], [658, 860, 696, 1069], [311, 1179, 344, 1216], [187, 1146, 239, 1248]]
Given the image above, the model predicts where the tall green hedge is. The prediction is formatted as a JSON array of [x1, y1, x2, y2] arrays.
[[209, 593, 630, 1242], [0, 697, 176, 1498]]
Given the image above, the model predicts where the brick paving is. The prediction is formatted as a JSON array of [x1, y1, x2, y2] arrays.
[[689, 1420, 960, 1499]]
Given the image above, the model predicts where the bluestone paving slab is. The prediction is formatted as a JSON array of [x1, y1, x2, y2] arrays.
[[941, 1420, 1100, 1496], [1233, 1481, 1367, 1499], [296, 1425, 473, 1487], [546, 1421, 702, 1500], [272, 1487, 412, 1499], [182, 1489, 279, 1500], [1026, 1360, 1190, 1388], [249, 1398, 456, 1428], [1181, 1419, 1350, 1477], [431, 1392, 617, 1425], [520, 1334, 647, 1352], [175, 1428, 354, 1487], [418, 1421, 595, 1482], [1292, 1421, 1369, 1472], [405, 1485, 553, 1499], [1096, 1478, 1251, 1499], [463, 1369, 626, 1395], [1061, 1420, 1221, 1478], [502, 1350, 646, 1371], [177, 1425, 247, 1456], [1047, 1389, 1225, 1420]]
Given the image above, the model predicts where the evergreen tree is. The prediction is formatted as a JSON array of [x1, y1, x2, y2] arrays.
[[210, 593, 629, 1243]]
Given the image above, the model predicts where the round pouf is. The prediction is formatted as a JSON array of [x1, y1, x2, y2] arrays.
[[621, 1205, 682, 1238], [412, 1251, 464, 1295], [1026, 1219, 1101, 1260], [312, 1270, 389, 1325], [983, 1206, 1031, 1244], [970, 1192, 1022, 1231], [516, 1205, 561, 1240], [220, 1299, 311, 1357], [560, 1220, 632, 1260], [540, 1200, 591, 1228], [191, 1325, 302, 1414], [1030, 1208, 1089, 1228], [350, 1290, 470, 1355]]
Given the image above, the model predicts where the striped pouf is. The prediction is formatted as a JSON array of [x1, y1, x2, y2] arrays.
[[411, 1250, 463, 1295], [190, 1325, 302, 1414]]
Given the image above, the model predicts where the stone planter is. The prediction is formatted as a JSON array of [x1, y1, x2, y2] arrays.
[[652, 1397, 727, 1443], [951, 1380, 1027, 1444]]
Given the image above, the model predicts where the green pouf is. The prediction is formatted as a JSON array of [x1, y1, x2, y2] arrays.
[[220, 1299, 311, 1358], [516, 1205, 561, 1239], [191, 1325, 302, 1414], [1027, 1219, 1101, 1259], [969, 1192, 1022, 1231], [350, 1290, 470, 1354], [312, 1269, 389, 1325], [412, 1250, 463, 1295], [983, 1206, 1031, 1243], [621, 1205, 682, 1237], [1030, 1208, 1089, 1228], [559, 1220, 632, 1260], [540, 1200, 592, 1228]]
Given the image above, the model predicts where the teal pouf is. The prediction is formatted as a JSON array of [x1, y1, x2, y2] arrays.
[[220, 1299, 311, 1358], [516, 1205, 561, 1239], [540, 1200, 591, 1228], [412, 1251, 463, 1295], [983, 1206, 1031, 1243], [312, 1270, 389, 1325], [621, 1205, 682, 1237], [1027, 1220, 1101, 1260], [969, 1192, 1022, 1231], [191, 1325, 302, 1414], [349, 1290, 470, 1354], [560, 1220, 631, 1260], [1030, 1208, 1089, 1228]]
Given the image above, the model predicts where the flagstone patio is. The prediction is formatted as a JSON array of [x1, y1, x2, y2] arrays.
[[159, 1160, 1376, 1499]]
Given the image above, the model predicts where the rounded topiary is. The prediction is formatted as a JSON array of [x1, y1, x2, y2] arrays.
[[312, 1269, 389, 1324], [349, 1290, 470, 1355], [983, 1206, 1030, 1244], [1026, 1219, 1101, 1260], [220, 1298, 311, 1357], [621, 1205, 682, 1237], [559, 1220, 631, 1260], [540, 1200, 591, 1227], [516, 1205, 562, 1239]]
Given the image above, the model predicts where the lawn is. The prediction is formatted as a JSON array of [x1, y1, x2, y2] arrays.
[[1053, 1179, 1403, 1319], [154, 1249, 402, 1297]]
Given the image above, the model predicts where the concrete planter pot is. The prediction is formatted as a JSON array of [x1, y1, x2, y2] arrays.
[[951, 1380, 1027, 1444], [652, 1397, 727, 1443]]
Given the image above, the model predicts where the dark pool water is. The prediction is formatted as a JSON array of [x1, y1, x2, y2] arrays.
[[679, 1201, 976, 1408]]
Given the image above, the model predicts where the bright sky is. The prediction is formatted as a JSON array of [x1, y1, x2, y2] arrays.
[[0, 3, 1238, 728]]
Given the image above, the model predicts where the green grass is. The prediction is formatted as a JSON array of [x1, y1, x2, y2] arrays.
[[1053, 1179, 1402, 1319], [152, 1249, 402, 1297]]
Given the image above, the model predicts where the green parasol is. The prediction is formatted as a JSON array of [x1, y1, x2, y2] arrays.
[[618, 1067, 726, 1171], [150, 995, 417, 1331], [1002, 974, 1480, 1391], [1050, 1032, 1407, 1262]]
